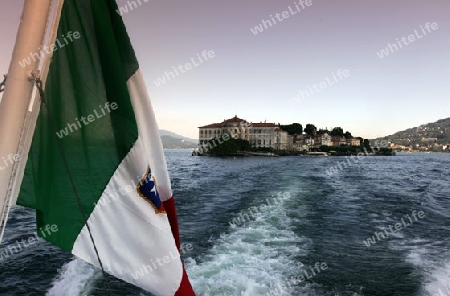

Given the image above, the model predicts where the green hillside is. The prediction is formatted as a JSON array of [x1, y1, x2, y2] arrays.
[[160, 135, 197, 149], [379, 117, 450, 151]]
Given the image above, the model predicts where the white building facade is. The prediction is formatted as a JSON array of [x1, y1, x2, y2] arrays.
[[314, 133, 332, 148], [198, 116, 289, 150]]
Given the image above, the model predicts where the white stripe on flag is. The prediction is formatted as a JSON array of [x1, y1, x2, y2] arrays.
[[72, 138, 182, 296], [127, 70, 172, 202], [72, 71, 184, 295]]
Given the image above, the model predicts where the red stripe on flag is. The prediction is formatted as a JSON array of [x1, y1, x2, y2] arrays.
[[163, 197, 181, 249], [175, 268, 196, 296], [163, 197, 196, 296]]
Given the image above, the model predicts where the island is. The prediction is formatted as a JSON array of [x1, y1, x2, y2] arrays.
[[193, 116, 394, 156]]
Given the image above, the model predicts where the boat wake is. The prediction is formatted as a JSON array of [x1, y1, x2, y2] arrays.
[[422, 257, 450, 296], [46, 258, 101, 296], [390, 237, 450, 296], [185, 191, 319, 295]]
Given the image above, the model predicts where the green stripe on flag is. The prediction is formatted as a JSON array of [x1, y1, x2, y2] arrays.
[[18, 0, 140, 251]]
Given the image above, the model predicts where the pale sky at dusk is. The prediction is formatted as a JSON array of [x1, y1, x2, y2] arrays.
[[1, 0, 449, 139]]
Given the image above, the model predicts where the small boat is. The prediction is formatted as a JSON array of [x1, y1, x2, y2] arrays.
[[246, 152, 278, 157], [305, 152, 329, 157]]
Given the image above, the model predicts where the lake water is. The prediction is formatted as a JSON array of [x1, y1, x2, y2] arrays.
[[1, 151, 449, 296]]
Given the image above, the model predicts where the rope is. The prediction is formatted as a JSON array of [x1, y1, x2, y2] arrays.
[[34, 77, 113, 295], [0, 75, 6, 93]]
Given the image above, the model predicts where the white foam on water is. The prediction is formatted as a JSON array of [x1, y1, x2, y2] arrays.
[[389, 238, 450, 296], [185, 193, 317, 296], [46, 258, 101, 296], [423, 260, 450, 296]]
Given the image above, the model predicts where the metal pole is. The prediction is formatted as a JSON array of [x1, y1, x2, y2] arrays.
[[0, 0, 52, 243]]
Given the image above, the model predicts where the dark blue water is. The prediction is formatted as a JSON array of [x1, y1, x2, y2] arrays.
[[1, 151, 449, 295]]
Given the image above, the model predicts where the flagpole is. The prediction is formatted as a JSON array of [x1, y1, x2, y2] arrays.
[[10, 0, 65, 207], [0, 0, 52, 244]]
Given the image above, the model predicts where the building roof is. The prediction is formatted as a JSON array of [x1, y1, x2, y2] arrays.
[[331, 136, 346, 141], [198, 123, 221, 128], [198, 115, 247, 128], [252, 123, 277, 127], [223, 115, 246, 123]]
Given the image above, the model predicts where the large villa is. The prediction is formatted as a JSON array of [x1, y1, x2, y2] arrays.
[[198, 116, 362, 151]]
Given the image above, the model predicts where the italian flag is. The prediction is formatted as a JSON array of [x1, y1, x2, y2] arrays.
[[17, 0, 195, 295]]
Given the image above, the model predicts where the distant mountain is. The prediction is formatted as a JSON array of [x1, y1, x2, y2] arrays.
[[159, 130, 198, 149], [378, 117, 450, 150], [159, 130, 197, 142]]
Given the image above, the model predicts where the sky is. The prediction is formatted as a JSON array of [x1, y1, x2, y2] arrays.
[[1, 0, 449, 139]]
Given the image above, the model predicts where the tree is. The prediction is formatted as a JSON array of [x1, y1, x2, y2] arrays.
[[363, 139, 370, 148], [344, 131, 353, 139], [317, 128, 330, 135], [304, 124, 317, 136], [330, 127, 344, 137], [280, 123, 303, 135], [208, 137, 252, 156]]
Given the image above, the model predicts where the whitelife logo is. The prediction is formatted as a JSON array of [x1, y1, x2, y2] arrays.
[[289, 69, 350, 105], [55, 102, 118, 139], [153, 50, 215, 86], [19, 31, 81, 68], [250, 0, 313, 35], [325, 140, 389, 176], [0, 224, 58, 261], [116, 0, 149, 16], [376, 22, 439, 59], [130, 243, 193, 280], [194, 121, 252, 155], [363, 210, 426, 247], [265, 262, 328, 295], [229, 192, 291, 228], [0, 153, 20, 172]]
